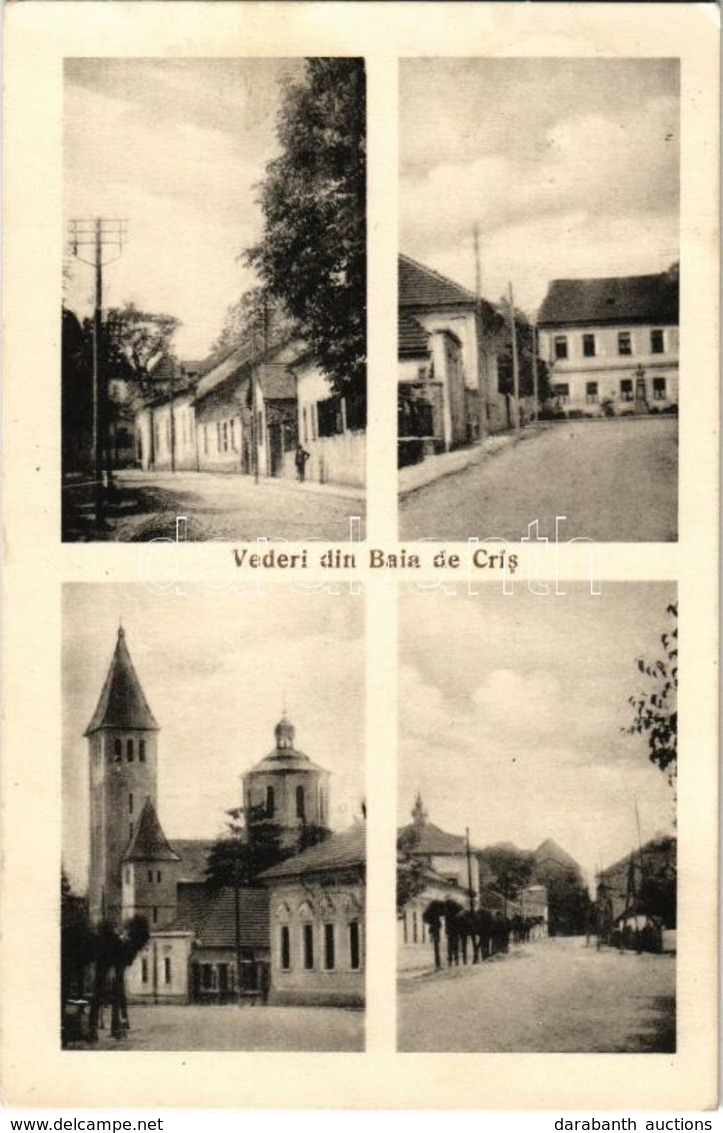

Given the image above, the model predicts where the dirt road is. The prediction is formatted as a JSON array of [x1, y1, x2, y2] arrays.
[[400, 417, 678, 542], [398, 935, 675, 1052]]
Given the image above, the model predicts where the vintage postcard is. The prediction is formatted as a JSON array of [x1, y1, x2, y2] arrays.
[[1, 0, 719, 1115]]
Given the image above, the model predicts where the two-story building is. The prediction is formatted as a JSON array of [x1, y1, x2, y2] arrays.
[[537, 270, 679, 416]]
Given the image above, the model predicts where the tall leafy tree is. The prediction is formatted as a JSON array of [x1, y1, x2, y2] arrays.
[[626, 603, 678, 788], [246, 58, 366, 403], [211, 287, 295, 359], [478, 844, 534, 913]]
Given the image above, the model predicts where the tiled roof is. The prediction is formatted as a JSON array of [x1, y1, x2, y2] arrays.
[[538, 272, 679, 328], [85, 627, 158, 734], [167, 884, 270, 949], [398, 821, 468, 856], [170, 839, 216, 884], [533, 838, 581, 874], [124, 798, 180, 863], [399, 253, 476, 309], [398, 311, 430, 356], [256, 363, 296, 401], [194, 344, 255, 403], [259, 824, 366, 880]]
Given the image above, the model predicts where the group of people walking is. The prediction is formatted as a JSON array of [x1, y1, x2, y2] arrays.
[[423, 899, 545, 971]]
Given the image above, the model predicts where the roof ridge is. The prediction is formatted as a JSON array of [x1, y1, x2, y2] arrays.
[[399, 252, 476, 302]]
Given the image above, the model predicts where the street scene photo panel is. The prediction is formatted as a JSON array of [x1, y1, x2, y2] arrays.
[[398, 582, 677, 1053], [398, 59, 679, 542], [62, 58, 366, 542]]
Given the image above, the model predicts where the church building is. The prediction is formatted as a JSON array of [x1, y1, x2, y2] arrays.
[[81, 625, 364, 1008]]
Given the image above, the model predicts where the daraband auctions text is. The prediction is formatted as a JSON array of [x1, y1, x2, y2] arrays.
[[554, 1122, 713, 1130]]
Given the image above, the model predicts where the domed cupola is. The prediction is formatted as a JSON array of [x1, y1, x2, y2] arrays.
[[274, 712, 295, 752], [242, 710, 331, 847]]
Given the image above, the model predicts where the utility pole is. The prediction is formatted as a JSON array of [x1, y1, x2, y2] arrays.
[[473, 224, 487, 443], [68, 218, 127, 529], [465, 827, 475, 913], [508, 281, 520, 432], [532, 316, 539, 424]]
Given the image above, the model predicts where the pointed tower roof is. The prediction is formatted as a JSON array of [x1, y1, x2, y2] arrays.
[[123, 798, 180, 863], [85, 626, 159, 735]]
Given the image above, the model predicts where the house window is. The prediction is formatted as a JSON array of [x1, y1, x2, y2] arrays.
[[653, 377, 667, 400], [317, 397, 342, 438], [113, 738, 122, 763], [324, 923, 335, 970], [402, 912, 408, 945], [216, 422, 222, 451], [147, 869, 153, 883], [296, 786, 305, 820], [152, 907, 158, 925], [126, 739, 134, 762], [157, 871, 162, 883], [129, 822, 133, 839], [266, 785, 275, 817], [412, 910, 418, 944], [202, 964, 214, 990], [302, 408, 308, 444], [553, 383, 569, 404], [230, 419, 236, 450], [303, 923, 314, 969], [164, 957, 172, 985], [222, 421, 228, 452], [203, 425, 208, 455], [141, 957, 149, 984], [280, 925, 291, 970], [651, 329, 665, 354], [349, 921, 361, 970], [553, 335, 568, 360], [128, 793, 134, 815], [139, 740, 146, 763], [618, 332, 632, 356], [585, 382, 599, 404], [620, 379, 634, 401], [582, 333, 596, 357]]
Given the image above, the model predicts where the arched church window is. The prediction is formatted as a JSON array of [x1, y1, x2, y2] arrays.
[[296, 786, 305, 820], [126, 738, 134, 762], [266, 786, 275, 817], [113, 738, 122, 762], [139, 740, 146, 763], [128, 793, 134, 815]]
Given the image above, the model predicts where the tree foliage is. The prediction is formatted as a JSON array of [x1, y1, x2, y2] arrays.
[[205, 804, 331, 890], [245, 59, 366, 402], [492, 297, 552, 403], [479, 844, 534, 906], [211, 286, 295, 359], [626, 603, 678, 786], [396, 855, 428, 915]]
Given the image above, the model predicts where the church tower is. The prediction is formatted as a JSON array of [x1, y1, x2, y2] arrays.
[[242, 712, 330, 848], [85, 626, 175, 926]]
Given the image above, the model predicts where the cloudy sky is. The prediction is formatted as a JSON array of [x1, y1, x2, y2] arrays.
[[63, 584, 364, 890], [399, 583, 676, 889], [64, 58, 303, 359], [400, 58, 679, 315]]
